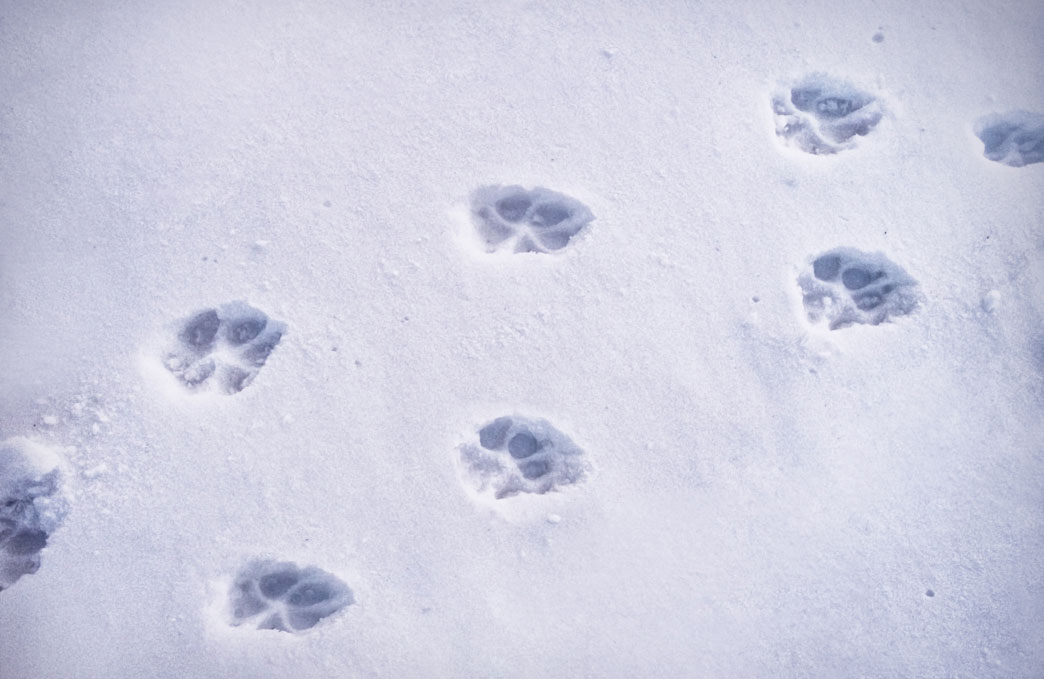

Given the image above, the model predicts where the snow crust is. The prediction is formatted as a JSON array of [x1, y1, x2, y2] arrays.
[[1, 1, 1043, 677]]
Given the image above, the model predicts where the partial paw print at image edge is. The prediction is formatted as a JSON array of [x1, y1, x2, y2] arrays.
[[227, 559, 353, 633], [163, 302, 286, 395], [975, 111, 1044, 167], [459, 415, 587, 500], [0, 437, 68, 592]]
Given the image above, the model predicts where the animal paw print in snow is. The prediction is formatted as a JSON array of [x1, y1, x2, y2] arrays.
[[470, 185, 593, 253], [974, 111, 1044, 167], [798, 248, 920, 330], [772, 74, 883, 154], [228, 559, 353, 633], [0, 437, 67, 592], [164, 302, 285, 394], [459, 415, 587, 499]]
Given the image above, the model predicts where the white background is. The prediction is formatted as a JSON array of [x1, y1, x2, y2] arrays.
[[1, 1, 1043, 676]]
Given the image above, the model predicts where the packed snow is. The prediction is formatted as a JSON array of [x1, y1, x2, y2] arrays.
[[2, 1, 1043, 677]]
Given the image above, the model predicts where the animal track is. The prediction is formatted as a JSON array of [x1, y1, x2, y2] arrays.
[[163, 302, 285, 394], [771, 74, 883, 154], [459, 415, 586, 499], [470, 185, 593, 254], [974, 111, 1044, 167], [798, 248, 920, 329], [227, 559, 353, 633], [0, 437, 67, 592]]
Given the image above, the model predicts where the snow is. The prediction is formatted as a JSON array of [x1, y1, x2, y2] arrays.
[[974, 110, 1044, 167], [1, 0, 1043, 677]]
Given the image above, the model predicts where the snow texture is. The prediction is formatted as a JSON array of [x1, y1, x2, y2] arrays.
[[0, 438, 66, 591], [798, 248, 920, 329], [1, 1, 1044, 678], [974, 111, 1044, 167], [459, 415, 587, 499], [163, 302, 285, 395], [772, 73, 884, 154], [469, 185, 593, 254], [227, 559, 353, 633]]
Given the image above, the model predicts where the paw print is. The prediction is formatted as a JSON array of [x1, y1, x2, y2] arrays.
[[163, 302, 285, 394], [459, 415, 587, 500], [470, 185, 593, 254], [227, 559, 353, 633], [798, 248, 920, 330], [0, 437, 67, 592], [974, 111, 1044, 167], [771, 74, 883, 154]]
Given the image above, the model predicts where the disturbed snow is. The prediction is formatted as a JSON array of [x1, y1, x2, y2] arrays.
[[1, 1, 1043, 677]]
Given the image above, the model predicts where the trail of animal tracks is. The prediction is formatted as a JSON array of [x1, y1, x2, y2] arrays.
[[1, 1, 1043, 677]]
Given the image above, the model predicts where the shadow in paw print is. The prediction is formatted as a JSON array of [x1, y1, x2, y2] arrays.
[[771, 74, 883, 154], [974, 111, 1044, 167], [228, 559, 353, 633], [180, 310, 220, 351], [164, 301, 286, 395], [461, 415, 587, 500], [799, 248, 920, 329], [0, 437, 67, 593], [470, 185, 593, 254]]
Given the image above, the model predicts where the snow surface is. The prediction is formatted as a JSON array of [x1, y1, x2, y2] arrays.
[[1, 1, 1044, 677]]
